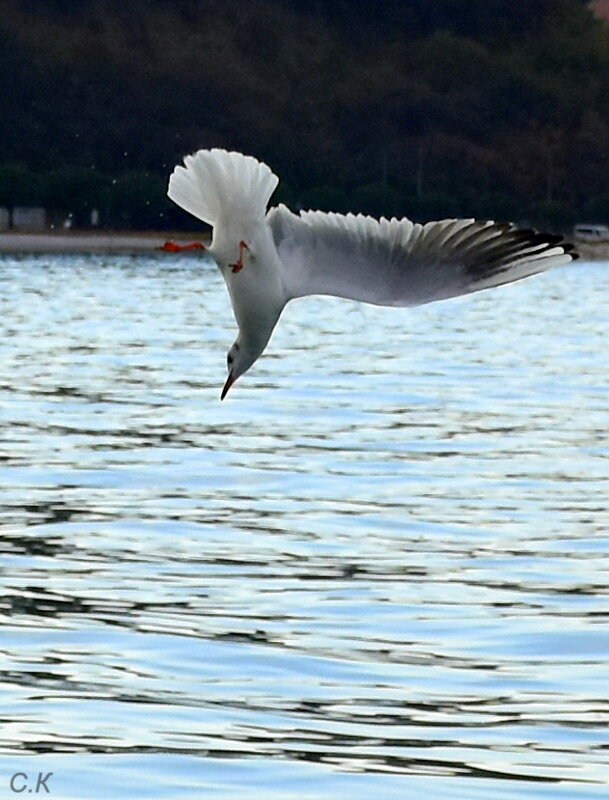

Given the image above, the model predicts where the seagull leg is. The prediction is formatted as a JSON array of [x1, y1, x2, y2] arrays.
[[230, 241, 249, 273], [158, 240, 205, 252]]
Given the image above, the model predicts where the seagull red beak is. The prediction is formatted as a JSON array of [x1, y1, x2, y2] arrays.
[[221, 371, 236, 400]]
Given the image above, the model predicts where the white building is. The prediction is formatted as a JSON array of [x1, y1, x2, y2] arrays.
[[8, 207, 48, 231]]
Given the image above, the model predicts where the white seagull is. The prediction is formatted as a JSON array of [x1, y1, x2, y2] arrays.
[[167, 149, 577, 399]]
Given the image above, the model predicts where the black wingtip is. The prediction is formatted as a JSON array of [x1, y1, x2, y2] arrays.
[[518, 228, 579, 260], [562, 241, 580, 260]]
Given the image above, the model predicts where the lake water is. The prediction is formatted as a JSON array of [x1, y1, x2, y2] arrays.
[[0, 253, 608, 800]]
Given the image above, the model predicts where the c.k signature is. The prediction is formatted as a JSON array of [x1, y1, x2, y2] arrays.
[[9, 772, 53, 794]]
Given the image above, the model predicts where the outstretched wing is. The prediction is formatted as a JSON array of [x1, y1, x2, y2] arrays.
[[268, 205, 577, 307]]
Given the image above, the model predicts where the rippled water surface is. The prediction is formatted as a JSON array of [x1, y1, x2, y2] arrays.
[[1, 253, 608, 799]]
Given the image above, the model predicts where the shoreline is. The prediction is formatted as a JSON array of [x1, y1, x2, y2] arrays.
[[574, 242, 609, 261], [0, 231, 607, 260], [0, 231, 210, 254]]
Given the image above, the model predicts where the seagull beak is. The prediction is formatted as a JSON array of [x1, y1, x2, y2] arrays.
[[221, 371, 236, 400]]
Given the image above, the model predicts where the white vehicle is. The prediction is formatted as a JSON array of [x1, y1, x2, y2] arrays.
[[573, 223, 609, 241]]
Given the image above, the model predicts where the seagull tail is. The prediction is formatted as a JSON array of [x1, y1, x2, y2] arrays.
[[168, 149, 279, 227]]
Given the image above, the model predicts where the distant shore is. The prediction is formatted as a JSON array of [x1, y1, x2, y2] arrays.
[[0, 231, 210, 254], [0, 230, 607, 260], [574, 242, 609, 261]]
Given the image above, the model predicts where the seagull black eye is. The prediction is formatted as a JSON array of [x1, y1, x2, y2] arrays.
[[227, 354, 234, 368]]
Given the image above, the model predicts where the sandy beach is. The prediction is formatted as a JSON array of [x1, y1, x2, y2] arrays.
[[1, 230, 607, 260], [575, 242, 609, 261], [0, 231, 209, 254]]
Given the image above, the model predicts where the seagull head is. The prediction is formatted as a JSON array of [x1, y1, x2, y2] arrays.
[[221, 338, 259, 400]]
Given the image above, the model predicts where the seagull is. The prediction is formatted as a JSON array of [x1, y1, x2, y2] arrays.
[[167, 149, 577, 399]]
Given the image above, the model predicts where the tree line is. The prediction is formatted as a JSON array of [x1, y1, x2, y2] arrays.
[[1, 0, 608, 230]]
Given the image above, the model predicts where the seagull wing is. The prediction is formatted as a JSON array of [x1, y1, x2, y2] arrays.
[[268, 205, 577, 307]]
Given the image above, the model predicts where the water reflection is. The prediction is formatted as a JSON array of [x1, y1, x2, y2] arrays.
[[0, 254, 608, 797]]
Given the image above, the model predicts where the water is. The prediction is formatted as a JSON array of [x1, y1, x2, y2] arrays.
[[0, 253, 608, 799]]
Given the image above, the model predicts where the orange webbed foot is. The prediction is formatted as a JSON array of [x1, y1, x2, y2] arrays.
[[158, 240, 205, 252]]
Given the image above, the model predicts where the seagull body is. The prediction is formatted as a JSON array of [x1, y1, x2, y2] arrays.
[[167, 149, 576, 398]]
